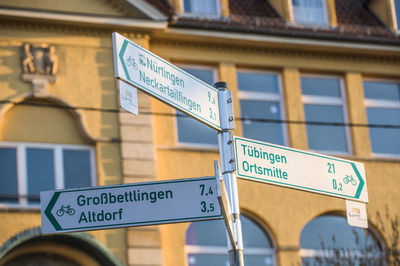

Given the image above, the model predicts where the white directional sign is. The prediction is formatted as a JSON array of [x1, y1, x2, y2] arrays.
[[41, 177, 222, 234], [234, 136, 368, 203], [112, 32, 221, 130]]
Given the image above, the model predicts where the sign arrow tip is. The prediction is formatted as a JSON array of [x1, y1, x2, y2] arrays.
[[44, 192, 63, 231]]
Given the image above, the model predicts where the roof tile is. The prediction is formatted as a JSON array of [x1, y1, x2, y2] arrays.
[[144, 0, 400, 44], [144, 0, 173, 16]]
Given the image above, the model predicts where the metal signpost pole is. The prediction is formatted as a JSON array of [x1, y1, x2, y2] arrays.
[[215, 82, 244, 266]]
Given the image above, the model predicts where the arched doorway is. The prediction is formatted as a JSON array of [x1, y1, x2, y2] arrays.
[[0, 228, 122, 266]]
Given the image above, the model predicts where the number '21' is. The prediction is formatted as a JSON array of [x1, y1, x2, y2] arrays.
[[327, 163, 335, 174]]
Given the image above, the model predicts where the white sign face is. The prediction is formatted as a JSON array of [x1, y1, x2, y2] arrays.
[[234, 136, 368, 203], [118, 79, 138, 115], [41, 177, 222, 234], [346, 200, 368, 228], [112, 32, 221, 131]]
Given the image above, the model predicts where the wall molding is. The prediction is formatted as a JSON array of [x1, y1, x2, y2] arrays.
[[151, 39, 400, 66], [0, 19, 153, 41], [0, 94, 96, 144]]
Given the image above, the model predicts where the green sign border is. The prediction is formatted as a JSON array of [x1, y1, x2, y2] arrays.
[[117, 37, 222, 131], [44, 177, 223, 232], [234, 137, 366, 201]]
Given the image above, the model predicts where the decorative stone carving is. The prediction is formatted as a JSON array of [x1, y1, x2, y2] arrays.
[[21, 43, 58, 97]]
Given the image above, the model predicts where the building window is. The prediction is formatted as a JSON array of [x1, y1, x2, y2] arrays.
[[176, 66, 218, 147], [364, 80, 400, 156], [186, 215, 276, 266], [238, 70, 287, 146], [183, 0, 220, 17], [292, 0, 329, 27], [301, 75, 351, 154], [395, 0, 400, 29], [300, 215, 384, 265], [0, 142, 95, 206]]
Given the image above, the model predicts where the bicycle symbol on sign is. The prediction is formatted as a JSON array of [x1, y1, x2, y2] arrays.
[[56, 205, 76, 216], [343, 174, 357, 186], [125, 56, 138, 70]]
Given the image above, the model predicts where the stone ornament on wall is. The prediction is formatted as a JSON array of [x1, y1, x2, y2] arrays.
[[21, 43, 58, 96]]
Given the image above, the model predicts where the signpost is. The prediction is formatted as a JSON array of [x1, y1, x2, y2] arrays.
[[234, 136, 368, 203], [216, 82, 244, 266], [41, 33, 244, 266], [40, 32, 370, 266], [112, 32, 221, 130], [41, 177, 222, 234]]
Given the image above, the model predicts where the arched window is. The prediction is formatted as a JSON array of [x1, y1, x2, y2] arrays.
[[0, 99, 95, 206], [300, 214, 384, 265], [185, 215, 276, 266]]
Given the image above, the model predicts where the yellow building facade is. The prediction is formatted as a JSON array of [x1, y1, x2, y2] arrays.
[[0, 0, 400, 265]]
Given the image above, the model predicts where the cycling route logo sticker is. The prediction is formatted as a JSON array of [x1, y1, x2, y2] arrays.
[[121, 89, 134, 103]]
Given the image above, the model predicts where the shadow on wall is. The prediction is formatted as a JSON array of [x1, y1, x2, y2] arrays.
[[95, 40, 123, 186], [0, 45, 31, 100], [96, 36, 126, 264]]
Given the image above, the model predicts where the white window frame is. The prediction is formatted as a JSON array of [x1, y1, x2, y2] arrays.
[[174, 64, 219, 149], [300, 248, 386, 263], [0, 141, 96, 209], [238, 69, 289, 146], [363, 78, 400, 158], [291, 0, 329, 27], [181, 0, 221, 18], [185, 245, 277, 265], [301, 74, 352, 155]]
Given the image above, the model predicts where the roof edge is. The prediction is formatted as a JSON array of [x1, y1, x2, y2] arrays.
[[165, 26, 400, 53], [0, 7, 167, 30], [170, 20, 400, 47], [124, 0, 168, 20]]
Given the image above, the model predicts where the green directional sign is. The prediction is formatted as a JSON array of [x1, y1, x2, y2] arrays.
[[41, 177, 222, 234], [112, 32, 221, 131], [234, 136, 368, 203]]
